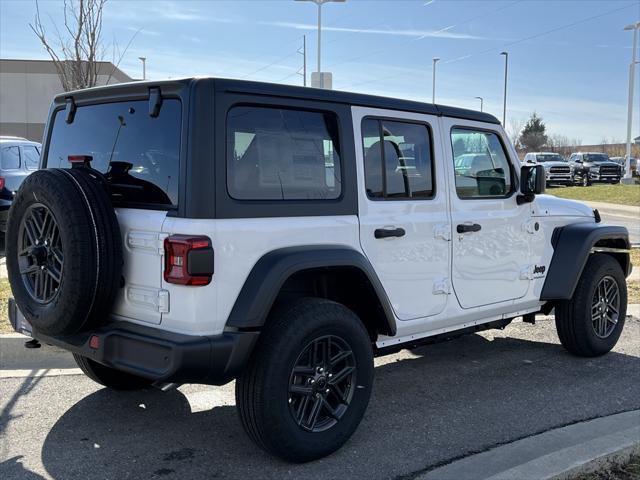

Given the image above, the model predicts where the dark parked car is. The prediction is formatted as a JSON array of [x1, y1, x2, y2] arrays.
[[568, 152, 622, 186], [0, 136, 41, 232]]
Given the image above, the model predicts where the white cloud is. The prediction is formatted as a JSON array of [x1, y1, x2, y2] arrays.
[[256, 20, 484, 40]]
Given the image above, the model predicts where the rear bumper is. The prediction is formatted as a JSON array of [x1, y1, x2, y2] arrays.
[[8, 298, 258, 386], [0, 199, 11, 232]]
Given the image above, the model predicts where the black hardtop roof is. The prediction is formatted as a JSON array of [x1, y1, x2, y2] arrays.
[[56, 77, 501, 125]]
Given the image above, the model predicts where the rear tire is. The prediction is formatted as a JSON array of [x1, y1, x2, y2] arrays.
[[555, 254, 627, 357], [236, 298, 374, 462], [74, 354, 153, 390]]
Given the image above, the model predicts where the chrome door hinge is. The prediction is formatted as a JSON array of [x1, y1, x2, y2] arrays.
[[127, 231, 169, 255], [433, 278, 451, 295], [127, 287, 170, 313], [523, 219, 540, 235], [520, 266, 533, 280], [434, 224, 451, 241]]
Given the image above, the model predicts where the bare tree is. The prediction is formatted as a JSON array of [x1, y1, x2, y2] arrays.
[[30, 0, 135, 91], [507, 117, 525, 148]]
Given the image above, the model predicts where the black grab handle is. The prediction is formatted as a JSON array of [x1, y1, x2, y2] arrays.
[[374, 228, 406, 239], [456, 223, 482, 234]]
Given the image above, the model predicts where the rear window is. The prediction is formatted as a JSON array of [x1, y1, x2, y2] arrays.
[[45, 99, 181, 206], [226, 105, 342, 200], [1, 146, 21, 170]]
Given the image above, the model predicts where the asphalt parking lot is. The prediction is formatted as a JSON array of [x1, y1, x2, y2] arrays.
[[1, 314, 639, 480]]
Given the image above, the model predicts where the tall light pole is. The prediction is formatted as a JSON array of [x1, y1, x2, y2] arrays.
[[295, 0, 345, 88], [623, 22, 640, 184], [474, 96, 484, 112], [432, 57, 440, 104], [500, 51, 508, 126], [138, 57, 146, 80]]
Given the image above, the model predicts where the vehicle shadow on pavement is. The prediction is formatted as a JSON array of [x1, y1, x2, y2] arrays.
[[37, 331, 640, 480]]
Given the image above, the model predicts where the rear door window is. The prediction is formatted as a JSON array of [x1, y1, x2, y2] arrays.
[[362, 118, 434, 199], [226, 105, 342, 200], [45, 99, 181, 207], [22, 145, 40, 170], [1, 146, 21, 170]]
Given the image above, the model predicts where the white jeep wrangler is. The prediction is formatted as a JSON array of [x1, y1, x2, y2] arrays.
[[6, 79, 631, 462]]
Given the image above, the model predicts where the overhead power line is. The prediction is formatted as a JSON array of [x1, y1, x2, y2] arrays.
[[339, 1, 638, 90], [326, 0, 523, 71], [444, 1, 638, 64]]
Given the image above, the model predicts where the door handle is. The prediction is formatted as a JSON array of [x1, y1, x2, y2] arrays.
[[456, 223, 482, 234], [374, 227, 406, 239]]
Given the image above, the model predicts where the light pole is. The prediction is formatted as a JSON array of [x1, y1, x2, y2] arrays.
[[623, 22, 640, 184], [295, 0, 345, 88], [432, 57, 440, 104], [500, 51, 508, 126], [138, 57, 146, 80], [474, 96, 484, 112]]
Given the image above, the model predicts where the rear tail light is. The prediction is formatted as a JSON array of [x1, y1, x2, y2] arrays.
[[0, 177, 5, 190], [164, 235, 214, 286]]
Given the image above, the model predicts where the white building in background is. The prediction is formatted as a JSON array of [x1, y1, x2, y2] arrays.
[[0, 59, 132, 142]]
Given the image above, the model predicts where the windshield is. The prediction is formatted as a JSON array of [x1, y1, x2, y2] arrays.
[[535, 154, 565, 162], [583, 154, 610, 163], [45, 99, 181, 207]]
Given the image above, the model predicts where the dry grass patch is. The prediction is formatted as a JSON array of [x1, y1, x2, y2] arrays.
[[0, 278, 13, 334]]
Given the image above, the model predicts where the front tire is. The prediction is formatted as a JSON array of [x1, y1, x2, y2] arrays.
[[74, 354, 153, 390], [555, 254, 627, 357], [236, 298, 374, 462]]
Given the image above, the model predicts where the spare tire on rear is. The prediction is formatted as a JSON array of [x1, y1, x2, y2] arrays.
[[6, 168, 122, 336]]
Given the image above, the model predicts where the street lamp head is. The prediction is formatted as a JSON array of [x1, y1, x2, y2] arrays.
[[474, 96, 482, 100], [623, 21, 640, 31], [433, 57, 440, 63], [138, 57, 146, 61], [500, 51, 508, 56]]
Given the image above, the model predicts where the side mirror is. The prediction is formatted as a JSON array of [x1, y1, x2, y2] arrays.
[[517, 164, 545, 205]]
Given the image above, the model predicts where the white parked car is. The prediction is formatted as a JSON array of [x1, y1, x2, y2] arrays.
[[6, 79, 631, 462], [523, 152, 573, 186]]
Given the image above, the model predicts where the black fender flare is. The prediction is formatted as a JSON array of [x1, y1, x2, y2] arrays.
[[226, 246, 397, 336], [540, 223, 630, 301]]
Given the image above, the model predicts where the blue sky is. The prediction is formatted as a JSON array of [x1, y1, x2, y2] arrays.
[[1, 0, 639, 144]]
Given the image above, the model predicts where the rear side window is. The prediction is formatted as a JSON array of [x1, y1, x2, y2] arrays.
[[22, 146, 40, 170], [362, 118, 434, 199], [451, 128, 513, 198], [46, 99, 181, 206], [226, 106, 342, 200], [1, 146, 21, 170]]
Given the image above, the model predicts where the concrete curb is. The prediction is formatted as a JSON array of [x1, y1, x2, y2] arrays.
[[416, 410, 640, 480]]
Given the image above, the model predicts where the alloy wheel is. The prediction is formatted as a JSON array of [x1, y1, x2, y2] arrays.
[[17, 203, 63, 303], [288, 335, 356, 433], [591, 275, 620, 339]]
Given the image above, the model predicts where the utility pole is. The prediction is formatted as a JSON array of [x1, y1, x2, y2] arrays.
[[138, 57, 146, 80], [301, 35, 307, 86], [623, 22, 640, 184], [432, 57, 440, 104], [295, 0, 345, 89], [500, 51, 508, 126]]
